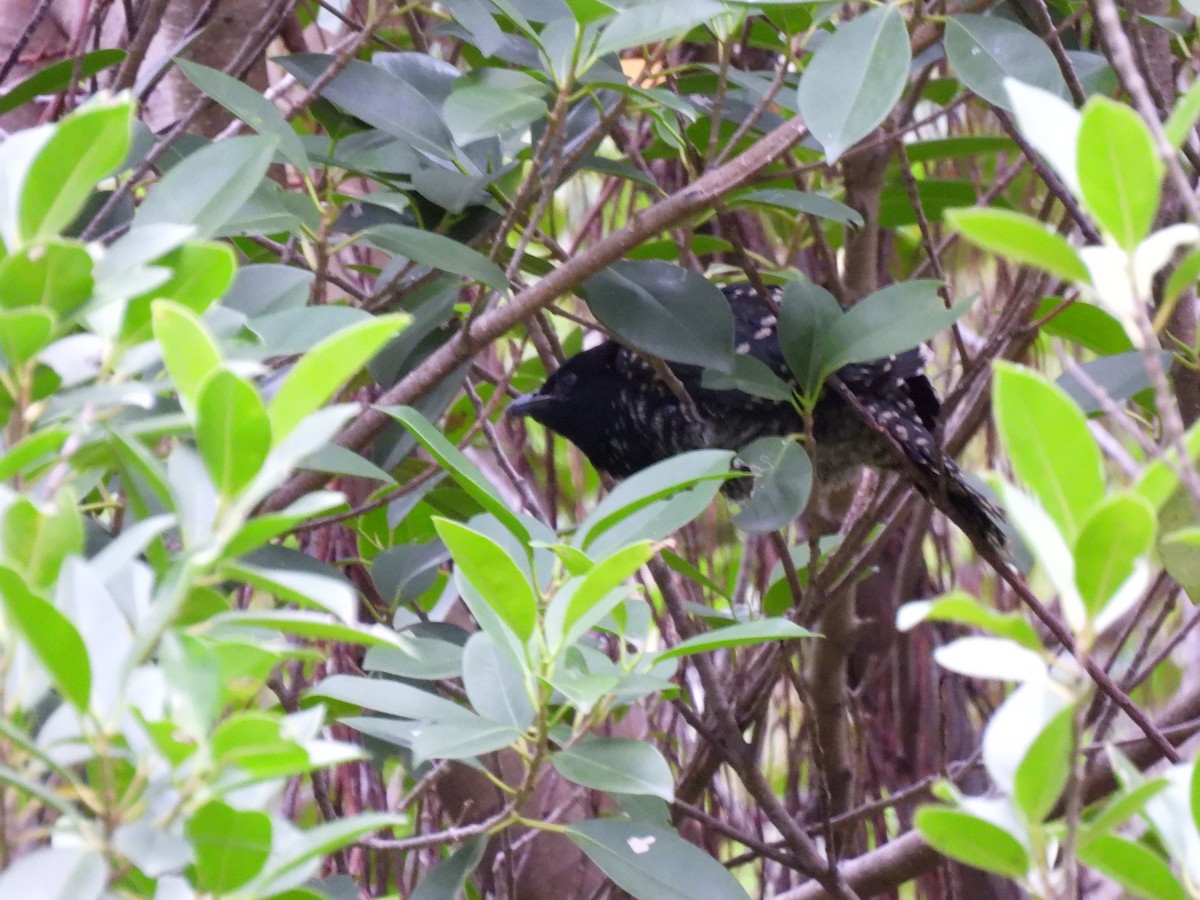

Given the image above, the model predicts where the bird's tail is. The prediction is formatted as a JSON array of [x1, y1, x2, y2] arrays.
[[928, 458, 1008, 554]]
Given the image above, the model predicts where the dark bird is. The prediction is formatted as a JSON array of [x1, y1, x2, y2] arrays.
[[508, 283, 1004, 550]]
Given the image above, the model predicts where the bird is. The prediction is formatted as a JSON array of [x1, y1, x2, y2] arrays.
[[507, 283, 1005, 550]]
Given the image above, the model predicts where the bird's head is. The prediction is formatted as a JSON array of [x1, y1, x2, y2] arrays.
[[506, 342, 626, 442]]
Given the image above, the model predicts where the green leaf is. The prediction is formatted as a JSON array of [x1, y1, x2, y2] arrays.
[[993, 361, 1103, 539], [575, 450, 733, 550], [1013, 702, 1076, 823], [1006, 79, 1082, 195], [732, 189, 863, 227], [947, 208, 1089, 284], [1076, 97, 1163, 250], [151, 300, 222, 412], [121, 241, 236, 342], [278, 55, 453, 158], [411, 716, 522, 763], [135, 135, 276, 237], [583, 261, 735, 373], [731, 437, 813, 533], [186, 801, 272, 893], [462, 631, 534, 730], [566, 819, 750, 900], [442, 69, 548, 146], [0, 240, 94, 315], [0, 49, 124, 117], [553, 737, 675, 800], [208, 610, 410, 649], [21, 95, 132, 240], [195, 369, 271, 498], [0, 566, 90, 710], [433, 517, 539, 642], [549, 540, 655, 649], [0, 308, 54, 365], [1073, 492, 1155, 616], [796, 6, 912, 163], [310, 673, 471, 722], [385, 406, 531, 542], [366, 224, 508, 295], [915, 806, 1029, 878], [896, 591, 1041, 648], [944, 15, 1067, 111], [824, 281, 969, 372], [224, 548, 357, 622], [1165, 77, 1200, 148], [0, 847, 106, 900], [2, 493, 83, 588], [1165, 248, 1200, 304], [410, 835, 487, 900], [1078, 834, 1186, 900], [251, 813, 405, 894], [933, 635, 1046, 682], [657, 618, 817, 662], [778, 275, 844, 397], [176, 59, 309, 170], [269, 315, 407, 442], [592, 0, 730, 56], [1033, 298, 1132, 356]]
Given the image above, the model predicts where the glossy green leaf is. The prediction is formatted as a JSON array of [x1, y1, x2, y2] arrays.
[[120, 241, 236, 342], [947, 208, 1089, 283], [186, 801, 272, 893], [567, 819, 750, 900], [915, 806, 1029, 878], [409, 835, 487, 900], [367, 224, 508, 295], [993, 361, 1103, 539], [224, 548, 357, 622], [279, 55, 453, 158], [778, 275, 843, 397], [0, 566, 90, 710], [462, 631, 533, 729], [384, 406, 530, 542], [195, 369, 271, 498], [1034, 298, 1132, 356], [797, 6, 911, 163], [732, 189, 863, 227], [0, 240, 94, 315], [135, 135, 276, 237], [411, 716, 522, 763], [0, 847, 107, 900], [21, 96, 132, 240], [592, 0, 730, 56], [177, 58, 309, 169], [443, 69, 548, 146], [934, 635, 1046, 682], [895, 591, 1041, 649], [657, 618, 817, 661], [575, 450, 734, 550], [553, 737, 675, 800], [731, 436, 813, 533], [1078, 834, 1186, 900], [824, 281, 969, 372], [0, 50, 124, 117], [1165, 77, 1200, 148], [1074, 492, 1155, 615], [0, 308, 54, 365], [2, 493, 83, 588], [1076, 97, 1162, 250], [549, 540, 654, 649], [944, 15, 1067, 111], [1013, 702, 1076, 823], [151, 299, 221, 412], [584, 261, 735, 373], [434, 517, 539, 641], [269, 314, 406, 442]]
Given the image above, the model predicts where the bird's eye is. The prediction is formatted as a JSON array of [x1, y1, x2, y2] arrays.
[[555, 371, 577, 394]]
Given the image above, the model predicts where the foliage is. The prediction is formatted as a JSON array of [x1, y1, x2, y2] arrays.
[[0, 0, 1199, 898]]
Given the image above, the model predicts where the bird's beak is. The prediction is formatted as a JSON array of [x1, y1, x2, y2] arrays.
[[506, 392, 552, 419]]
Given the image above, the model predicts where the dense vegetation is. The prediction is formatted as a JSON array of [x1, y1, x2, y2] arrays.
[[1, 0, 1200, 897]]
